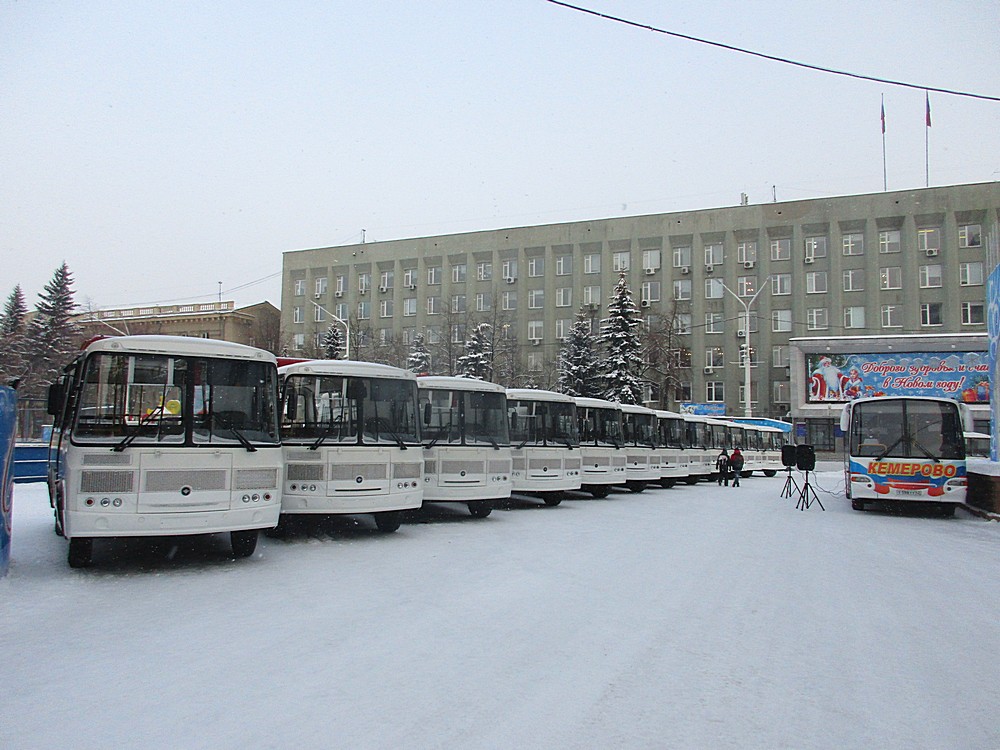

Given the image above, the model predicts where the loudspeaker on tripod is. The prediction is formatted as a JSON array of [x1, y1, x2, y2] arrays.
[[795, 444, 816, 472], [781, 444, 797, 468]]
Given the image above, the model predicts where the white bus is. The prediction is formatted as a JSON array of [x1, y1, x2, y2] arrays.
[[681, 414, 715, 482], [619, 402, 660, 493], [506, 388, 582, 506], [46, 335, 282, 567], [278, 359, 423, 533], [841, 396, 971, 515], [654, 409, 690, 488], [418, 376, 512, 518], [574, 397, 627, 498]]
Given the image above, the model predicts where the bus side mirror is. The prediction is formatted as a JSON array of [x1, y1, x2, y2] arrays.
[[47, 381, 64, 418], [839, 405, 851, 432]]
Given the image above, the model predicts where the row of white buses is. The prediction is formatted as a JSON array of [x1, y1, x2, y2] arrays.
[[45, 336, 789, 568]]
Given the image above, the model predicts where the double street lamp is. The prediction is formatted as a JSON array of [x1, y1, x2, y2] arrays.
[[719, 278, 770, 418]]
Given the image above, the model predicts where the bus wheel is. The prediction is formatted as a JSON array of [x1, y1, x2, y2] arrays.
[[763, 470, 777, 477], [374, 510, 402, 532], [53, 493, 65, 536], [684, 477, 699, 485], [590, 486, 611, 499], [468, 500, 493, 518], [68, 538, 93, 568], [939, 504, 956, 518], [626, 481, 647, 493], [659, 478, 676, 489], [230, 530, 259, 558], [542, 493, 563, 507], [851, 499, 866, 511]]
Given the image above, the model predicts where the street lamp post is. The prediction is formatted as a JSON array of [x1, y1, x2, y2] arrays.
[[720, 279, 769, 418], [310, 300, 351, 359]]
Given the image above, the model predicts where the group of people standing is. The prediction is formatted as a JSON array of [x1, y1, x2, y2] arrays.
[[715, 448, 744, 487]]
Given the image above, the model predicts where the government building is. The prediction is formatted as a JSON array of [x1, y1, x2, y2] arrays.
[[281, 182, 999, 449]]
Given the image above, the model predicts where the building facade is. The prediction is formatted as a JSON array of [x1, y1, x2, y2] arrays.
[[282, 182, 999, 428]]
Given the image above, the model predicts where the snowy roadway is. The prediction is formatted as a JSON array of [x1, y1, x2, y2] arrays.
[[2, 470, 999, 750]]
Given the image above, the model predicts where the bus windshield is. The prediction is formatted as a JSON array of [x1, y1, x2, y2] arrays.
[[579, 407, 623, 447], [282, 374, 419, 446], [420, 388, 510, 447], [623, 412, 655, 447], [73, 352, 279, 447], [509, 400, 579, 447], [850, 399, 965, 461]]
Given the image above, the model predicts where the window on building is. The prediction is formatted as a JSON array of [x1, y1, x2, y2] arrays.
[[501, 291, 517, 311], [294, 279, 305, 296], [427, 326, 442, 344], [881, 304, 902, 328], [584, 254, 601, 274], [403, 298, 417, 317], [451, 295, 466, 314], [315, 277, 328, 296], [528, 257, 545, 277], [705, 347, 725, 369], [452, 263, 467, 283], [673, 246, 692, 268], [804, 236, 828, 260], [773, 381, 790, 404], [556, 287, 572, 307], [770, 238, 791, 261], [737, 241, 757, 264], [358, 301, 371, 320], [703, 244, 723, 266], [380, 300, 393, 318], [314, 305, 325, 323], [335, 303, 348, 321], [706, 381, 725, 402], [771, 274, 791, 295], [293, 333, 305, 350], [772, 346, 790, 368], [336, 275, 346, 294], [806, 271, 828, 294], [556, 255, 573, 276], [475, 292, 492, 312], [843, 269, 865, 292], [427, 296, 441, 315], [960, 261, 984, 286], [920, 303, 942, 326], [452, 324, 466, 344], [917, 227, 941, 254], [962, 302, 985, 325], [879, 229, 901, 254], [771, 309, 792, 332], [705, 278, 724, 299], [292, 306, 304, 324], [528, 289, 545, 309], [880, 266, 902, 289], [555, 318, 571, 339], [642, 249, 661, 271], [427, 266, 442, 285], [401, 269, 416, 289], [477, 262, 492, 281], [583, 286, 601, 305], [844, 306, 865, 329], [527, 352, 543, 372], [358, 273, 371, 294], [705, 312, 724, 334], [501, 259, 518, 281], [673, 279, 692, 300], [842, 233, 864, 255], [379, 270, 394, 291], [737, 276, 757, 297], [676, 381, 693, 402], [674, 313, 692, 335], [806, 307, 828, 330], [641, 281, 661, 303], [959, 224, 982, 248], [919, 264, 943, 288], [613, 251, 630, 272], [528, 320, 544, 340]]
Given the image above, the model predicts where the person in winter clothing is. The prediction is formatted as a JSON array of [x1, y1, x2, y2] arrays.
[[716, 449, 730, 486], [729, 447, 745, 487]]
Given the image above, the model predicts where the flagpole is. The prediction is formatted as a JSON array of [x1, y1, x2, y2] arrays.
[[881, 94, 887, 191], [925, 91, 931, 187]]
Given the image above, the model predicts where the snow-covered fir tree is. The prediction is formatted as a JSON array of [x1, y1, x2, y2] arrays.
[[407, 332, 431, 374], [24, 263, 81, 395], [0, 284, 29, 385], [321, 324, 345, 359], [456, 323, 493, 381], [599, 272, 646, 404], [557, 309, 603, 397]]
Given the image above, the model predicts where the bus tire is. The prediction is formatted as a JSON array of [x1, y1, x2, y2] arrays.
[[468, 500, 493, 518], [68, 537, 93, 568], [659, 478, 676, 489], [542, 493, 563, 507], [763, 470, 777, 477], [626, 481, 647, 493], [684, 477, 699, 485], [230, 529, 259, 558], [851, 499, 866, 511], [374, 510, 402, 532], [53, 492, 65, 536], [590, 486, 611, 499], [939, 503, 956, 518]]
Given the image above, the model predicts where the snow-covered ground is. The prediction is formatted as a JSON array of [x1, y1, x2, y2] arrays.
[[2, 469, 999, 750]]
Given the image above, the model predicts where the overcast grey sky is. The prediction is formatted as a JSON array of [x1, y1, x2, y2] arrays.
[[3, 0, 998, 311]]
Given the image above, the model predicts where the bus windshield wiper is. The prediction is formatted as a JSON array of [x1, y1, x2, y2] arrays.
[[875, 435, 904, 462], [911, 438, 940, 463], [213, 413, 257, 452], [113, 409, 163, 452]]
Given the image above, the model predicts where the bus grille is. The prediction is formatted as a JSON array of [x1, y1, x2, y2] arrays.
[[80, 470, 135, 493], [564, 458, 581, 470], [285, 450, 322, 461], [528, 459, 550, 470], [589, 456, 610, 467], [424, 460, 436, 475], [145, 470, 227, 492], [330, 464, 387, 481], [611, 456, 627, 467], [441, 460, 484, 475], [489, 459, 511, 474], [287, 463, 325, 481], [83, 453, 133, 466], [235, 468, 278, 490], [393, 462, 421, 479], [512, 457, 526, 470]]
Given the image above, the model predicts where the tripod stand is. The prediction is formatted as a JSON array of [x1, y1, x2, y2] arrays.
[[795, 470, 825, 511], [780, 466, 800, 499]]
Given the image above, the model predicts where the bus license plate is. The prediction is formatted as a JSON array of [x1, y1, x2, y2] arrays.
[[895, 489, 923, 497]]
